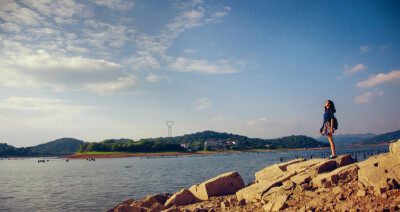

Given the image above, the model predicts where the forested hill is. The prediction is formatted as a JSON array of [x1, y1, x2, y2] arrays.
[[360, 130, 400, 145], [140, 130, 329, 150], [0, 138, 84, 156], [31, 138, 84, 155], [316, 133, 376, 146]]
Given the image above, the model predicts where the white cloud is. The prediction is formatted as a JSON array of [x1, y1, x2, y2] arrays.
[[0, 96, 99, 113], [20, 0, 87, 22], [247, 117, 269, 127], [195, 98, 211, 110], [354, 91, 383, 104], [166, 9, 204, 33], [343, 63, 365, 76], [170, 57, 239, 74], [380, 44, 389, 50], [134, 34, 169, 55], [81, 21, 135, 48], [0, 0, 45, 26], [354, 92, 374, 104], [0, 44, 138, 93], [146, 73, 161, 83], [356, 70, 400, 88], [247, 117, 298, 131], [0, 22, 22, 32], [360, 45, 370, 53], [206, 11, 228, 23], [184, 49, 197, 54], [86, 74, 138, 94], [92, 0, 134, 10], [124, 51, 161, 71], [223, 6, 232, 11], [211, 116, 225, 122]]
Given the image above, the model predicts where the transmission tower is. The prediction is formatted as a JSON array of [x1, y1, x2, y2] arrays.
[[166, 120, 174, 137]]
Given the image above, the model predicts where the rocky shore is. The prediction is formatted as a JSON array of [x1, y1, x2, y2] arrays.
[[107, 140, 400, 212]]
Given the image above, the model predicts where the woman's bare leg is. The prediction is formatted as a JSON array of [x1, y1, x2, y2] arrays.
[[327, 134, 336, 156]]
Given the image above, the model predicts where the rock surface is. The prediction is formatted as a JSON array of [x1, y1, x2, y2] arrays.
[[108, 139, 400, 212], [189, 171, 245, 201]]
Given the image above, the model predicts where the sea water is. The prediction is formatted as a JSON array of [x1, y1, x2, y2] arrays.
[[0, 145, 389, 212]]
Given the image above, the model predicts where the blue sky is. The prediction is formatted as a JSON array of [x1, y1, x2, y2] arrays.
[[0, 0, 399, 147]]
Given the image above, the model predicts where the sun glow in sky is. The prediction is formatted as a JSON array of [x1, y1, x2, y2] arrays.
[[1, 0, 399, 147]]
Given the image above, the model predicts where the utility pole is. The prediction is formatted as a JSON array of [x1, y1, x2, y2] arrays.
[[166, 120, 174, 137]]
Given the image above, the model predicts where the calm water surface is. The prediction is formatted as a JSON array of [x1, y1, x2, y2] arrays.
[[0, 145, 388, 212]]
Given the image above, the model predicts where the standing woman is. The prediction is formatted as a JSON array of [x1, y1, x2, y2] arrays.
[[321, 100, 337, 159]]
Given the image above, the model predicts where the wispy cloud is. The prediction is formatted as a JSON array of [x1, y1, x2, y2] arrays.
[[0, 96, 99, 112], [354, 91, 383, 104], [380, 44, 390, 50], [146, 73, 161, 83], [81, 20, 135, 48], [0, 0, 237, 97], [92, 0, 134, 10], [360, 45, 370, 53], [170, 57, 239, 74], [86, 74, 139, 94], [195, 98, 211, 110], [205, 8, 230, 23], [130, 2, 236, 75], [184, 49, 197, 54], [0, 44, 138, 93], [356, 70, 400, 88], [247, 117, 298, 130], [0, 1, 45, 27], [247, 117, 269, 127], [343, 63, 366, 76], [211, 116, 225, 122], [20, 0, 87, 23], [124, 51, 161, 71]]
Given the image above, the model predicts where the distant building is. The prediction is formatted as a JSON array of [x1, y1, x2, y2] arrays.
[[204, 141, 223, 146], [180, 143, 188, 148], [225, 141, 240, 145]]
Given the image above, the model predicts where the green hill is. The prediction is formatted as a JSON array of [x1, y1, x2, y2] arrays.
[[0, 138, 84, 156], [139, 130, 329, 151], [31, 138, 85, 155], [360, 130, 400, 145], [316, 133, 376, 146]]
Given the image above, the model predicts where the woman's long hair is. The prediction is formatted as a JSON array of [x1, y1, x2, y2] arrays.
[[325, 100, 336, 113]]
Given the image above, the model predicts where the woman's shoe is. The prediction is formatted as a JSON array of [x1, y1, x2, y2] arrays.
[[329, 155, 337, 159]]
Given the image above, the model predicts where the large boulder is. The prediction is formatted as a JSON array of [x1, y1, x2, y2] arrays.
[[189, 171, 245, 201], [290, 172, 311, 185], [358, 166, 399, 195], [148, 203, 167, 212], [390, 139, 400, 163], [286, 159, 325, 172], [255, 158, 305, 182], [132, 195, 160, 208], [153, 193, 172, 205], [236, 180, 281, 203], [311, 164, 359, 188], [308, 160, 337, 178], [357, 153, 389, 169], [114, 204, 145, 212], [333, 154, 355, 168], [262, 181, 295, 211], [164, 188, 200, 207], [236, 171, 297, 203], [106, 198, 135, 212]]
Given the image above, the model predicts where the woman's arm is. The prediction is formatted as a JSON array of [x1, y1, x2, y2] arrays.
[[330, 118, 334, 134]]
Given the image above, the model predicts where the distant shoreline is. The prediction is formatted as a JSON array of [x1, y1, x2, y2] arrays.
[[60, 142, 389, 159], [60, 152, 214, 159], [1, 143, 388, 159]]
